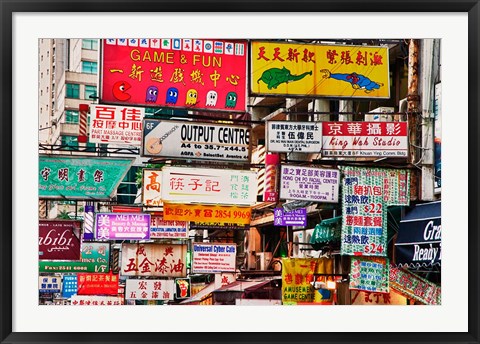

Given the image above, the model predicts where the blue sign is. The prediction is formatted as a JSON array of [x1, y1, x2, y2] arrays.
[[62, 275, 78, 298]]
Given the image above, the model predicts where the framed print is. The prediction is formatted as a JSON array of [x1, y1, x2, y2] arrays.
[[1, 2, 479, 344]]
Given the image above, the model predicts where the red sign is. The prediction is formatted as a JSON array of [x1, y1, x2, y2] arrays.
[[77, 273, 119, 295], [38, 220, 81, 260], [101, 39, 247, 112]]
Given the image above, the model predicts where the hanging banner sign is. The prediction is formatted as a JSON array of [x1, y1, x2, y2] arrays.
[[273, 208, 307, 226], [280, 165, 340, 203], [266, 121, 322, 153], [321, 121, 408, 158], [39, 276, 62, 293], [39, 220, 82, 260], [77, 272, 119, 295], [100, 39, 248, 112], [251, 41, 389, 98], [62, 275, 78, 298], [162, 166, 257, 205], [175, 278, 192, 299], [163, 203, 251, 225], [192, 243, 237, 273], [350, 289, 407, 305], [39, 156, 134, 200], [39, 242, 110, 273], [121, 243, 188, 277], [89, 104, 145, 146], [142, 119, 251, 162], [71, 295, 124, 306], [125, 279, 175, 300], [349, 257, 389, 293], [150, 214, 188, 239], [389, 266, 441, 305], [263, 153, 279, 202], [190, 221, 249, 231], [95, 213, 151, 240], [142, 169, 163, 208]]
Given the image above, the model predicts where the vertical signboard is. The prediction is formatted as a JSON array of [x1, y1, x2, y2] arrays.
[[100, 39, 248, 112], [39, 220, 82, 260], [142, 169, 163, 208], [62, 275, 78, 298], [349, 257, 389, 293], [434, 83, 442, 192]]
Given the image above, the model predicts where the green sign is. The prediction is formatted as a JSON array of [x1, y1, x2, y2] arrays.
[[39, 156, 134, 200], [39, 242, 110, 273]]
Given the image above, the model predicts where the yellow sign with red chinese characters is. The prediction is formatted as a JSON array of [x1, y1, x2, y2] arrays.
[[281, 258, 334, 305], [251, 41, 389, 98], [163, 203, 251, 225]]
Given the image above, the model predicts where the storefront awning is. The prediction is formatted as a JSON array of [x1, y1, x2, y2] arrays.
[[395, 201, 441, 269], [310, 216, 342, 249]]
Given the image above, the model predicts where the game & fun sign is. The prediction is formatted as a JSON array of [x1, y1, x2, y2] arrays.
[[251, 41, 389, 98], [142, 119, 251, 162], [100, 39, 248, 112], [280, 165, 340, 203], [125, 279, 175, 300], [192, 243, 236, 273], [266, 121, 322, 153], [95, 213, 151, 240], [163, 203, 251, 225], [321, 121, 408, 158]]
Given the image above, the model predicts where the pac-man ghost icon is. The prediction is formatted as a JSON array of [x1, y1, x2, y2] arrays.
[[205, 91, 218, 107], [225, 92, 237, 108], [166, 87, 179, 104], [185, 89, 198, 105], [145, 86, 159, 103]]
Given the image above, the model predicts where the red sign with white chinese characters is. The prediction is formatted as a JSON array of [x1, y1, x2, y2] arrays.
[[121, 243, 188, 277], [38, 220, 82, 261], [77, 272, 119, 295], [100, 39, 248, 112]]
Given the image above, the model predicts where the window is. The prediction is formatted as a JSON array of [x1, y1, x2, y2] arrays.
[[81, 61, 97, 74], [66, 83, 80, 98], [82, 39, 98, 50], [84, 85, 97, 100], [61, 136, 78, 150], [65, 110, 79, 124]]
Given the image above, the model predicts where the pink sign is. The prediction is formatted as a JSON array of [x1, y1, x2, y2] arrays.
[[95, 213, 150, 240], [101, 39, 247, 112]]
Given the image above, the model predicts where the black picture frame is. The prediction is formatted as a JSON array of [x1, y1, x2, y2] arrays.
[[1, 1, 478, 343]]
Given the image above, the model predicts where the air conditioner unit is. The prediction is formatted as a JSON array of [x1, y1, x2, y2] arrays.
[[365, 107, 394, 122], [293, 231, 305, 258], [255, 252, 273, 270]]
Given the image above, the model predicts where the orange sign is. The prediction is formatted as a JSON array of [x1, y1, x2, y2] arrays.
[[163, 203, 251, 225]]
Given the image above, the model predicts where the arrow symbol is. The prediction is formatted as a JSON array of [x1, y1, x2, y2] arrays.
[[114, 232, 148, 239]]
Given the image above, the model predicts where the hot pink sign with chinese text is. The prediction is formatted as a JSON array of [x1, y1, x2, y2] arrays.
[[101, 39, 248, 112], [121, 243, 188, 277]]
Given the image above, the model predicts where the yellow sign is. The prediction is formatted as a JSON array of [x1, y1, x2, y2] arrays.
[[163, 203, 251, 225], [281, 258, 334, 305], [251, 41, 389, 98]]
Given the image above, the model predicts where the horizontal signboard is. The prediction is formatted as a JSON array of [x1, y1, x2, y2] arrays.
[[101, 38, 248, 112], [162, 166, 257, 205], [150, 214, 188, 239], [321, 121, 408, 158], [273, 208, 307, 226], [163, 203, 251, 225], [266, 121, 322, 153], [192, 243, 236, 273], [95, 213, 151, 240], [39, 220, 82, 261], [280, 165, 340, 203], [125, 279, 175, 300], [70, 295, 124, 306], [190, 222, 249, 231], [142, 119, 251, 162], [77, 273, 119, 295]]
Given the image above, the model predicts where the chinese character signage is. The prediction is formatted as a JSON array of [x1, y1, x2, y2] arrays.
[[89, 104, 144, 146], [349, 257, 389, 293], [142, 169, 163, 208], [71, 295, 124, 306], [77, 272, 119, 295], [351, 289, 407, 305], [192, 243, 236, 273], [125, 279, 175, 300], [121, 243, 187, 277], [38, 276, 61, 293], [142, 119, 251, 162], [161, 166, 257, 205], [150, 214, 188, 239], [101, 39, 248, 112], [190, 221, 249, 231], [273, 208, 307, 227], [266, 121, 322, 153], [251, 41, 389, 98], [280, 166, 339, 203], [163, 203, 251, 225], [39, 220, 81, 260], [39, 242, 110, 273], [321, 121, 408, 158], [389, 266, 441, 305], [175, 278, 191, 299], [62, 275, 78, 298], [95, 213, 151, 240], [39, 156, 134, 200]]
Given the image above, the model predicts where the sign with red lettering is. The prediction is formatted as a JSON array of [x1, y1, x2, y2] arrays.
[[121, 243, 188, 277], [125, 279, 175, 300], [38, 220, 81, 260], [100, 39, 248, 112], [142, 169, 163, 209], [77, 272, 119, 295], [89, 104, 144, 146], [71, 295, 124, 306], [321, 122, 408, 158]]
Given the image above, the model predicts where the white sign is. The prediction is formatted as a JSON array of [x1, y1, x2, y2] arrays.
[[142, 169, 163, 208], [280, 165, 340, 203], [142, 119, 251, 162], [266, 121, 322, 153], [150, 214, 188, 239], [162, 166, 257, 205], [192, 243, 236, 273], [89, 105, 145, 145], [70, 295, 124, 305], [39, 276, 61, 293], [125, 279, 175, 300]]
